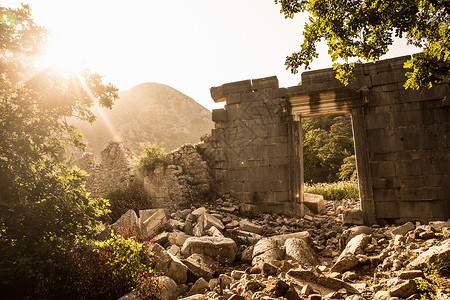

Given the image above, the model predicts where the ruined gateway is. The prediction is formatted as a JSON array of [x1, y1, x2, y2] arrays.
[[208, 56, 449, 224], [81, 56, 449, 225]]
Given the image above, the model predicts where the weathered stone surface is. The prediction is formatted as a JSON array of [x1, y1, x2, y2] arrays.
[[203, 213, 225, 231], [182, 253, 217, 281], [331, 253, 359, 273], [252, 238, 284, 266], [398, 270, 424, 279], [110, 209, 139, 234], [262, 262, 278, 276], [304, 193, 326, 214], [168, 232, 190, 247], [181, 236, 237, 264], [148, 243, 188, 284], [390, 221, 415, 237], [264, 279, 289, 297], [158, 276, 180, 300], [407, 239, 450, 270], [184, 213, 196, 235], [339, 226, 372, 250], [332, 234, 371, 272], [187, 278, 210, 297], [287, 269, 359, 296], [239, 203, 259, 217], [140, 209, 169, 238], [239, 219, 264, 235], [342, 209, 364, 225], [285, 238, 319, 267], [389, 279, 418, 298]]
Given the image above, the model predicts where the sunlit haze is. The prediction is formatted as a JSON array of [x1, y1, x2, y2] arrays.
[[5, 0, 419, 110]]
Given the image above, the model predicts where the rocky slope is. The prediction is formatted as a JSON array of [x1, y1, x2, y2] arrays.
[[73, 83, 213, 157]]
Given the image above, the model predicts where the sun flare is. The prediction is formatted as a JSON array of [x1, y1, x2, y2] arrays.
[[33, 36, 89, 75]]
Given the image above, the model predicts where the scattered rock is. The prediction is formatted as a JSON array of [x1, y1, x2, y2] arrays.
[[407, 239, 450, 270], [304, 193, 326, 214]]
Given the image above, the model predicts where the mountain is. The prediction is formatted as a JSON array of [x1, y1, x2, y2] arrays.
[[74, 83, 214, 157]]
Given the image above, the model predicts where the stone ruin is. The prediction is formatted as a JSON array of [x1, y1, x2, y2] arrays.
[[77, 141, 212, 209], [207, 55, 449, 224], [77, 141, 136, 199], [79, 55, 449, 225]]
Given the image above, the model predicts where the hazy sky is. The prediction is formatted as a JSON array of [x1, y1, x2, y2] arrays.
[[5, 0, 418, 110]]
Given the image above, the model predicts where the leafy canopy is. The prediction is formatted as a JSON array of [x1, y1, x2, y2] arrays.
[[275, 0, 450, 88], [0, 4, 118, 290]]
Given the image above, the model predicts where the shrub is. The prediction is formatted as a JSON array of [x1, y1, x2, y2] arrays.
[[105, 179, 151, 223], [137, 143, 171, 175], [304, 181, 359, 200], [38, 233, 160, 299]]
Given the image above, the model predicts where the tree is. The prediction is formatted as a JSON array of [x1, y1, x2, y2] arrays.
[[275, 0, 450, 89], [0, 4, 118, 293], [302, 115, 355, 183]]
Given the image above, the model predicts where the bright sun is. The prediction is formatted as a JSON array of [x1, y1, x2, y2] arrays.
[[34, 36, 89, 74]]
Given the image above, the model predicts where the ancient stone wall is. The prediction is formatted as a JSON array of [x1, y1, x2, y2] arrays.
[[208, 76, 303, 216], [210, 56, 450, 223], [144, 144, 212, 209], [77, 141, 137, 198]]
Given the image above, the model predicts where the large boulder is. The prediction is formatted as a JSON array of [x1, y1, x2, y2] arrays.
[[339, 226, 372, 250], [157, 276, 180, 300], [181, 236, 237, 264], [182, 253, 218, 281], [332, 234, 371, 272], [111, 209, 140, 234], [148, 243, 188, 284], [252, 238, 284, 266], [140, 209, 169, 238], [285, 238, 319, 267], [407, 239, 450, 270]]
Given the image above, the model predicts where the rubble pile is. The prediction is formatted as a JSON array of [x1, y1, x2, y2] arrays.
[[111, 196, 449, 300]]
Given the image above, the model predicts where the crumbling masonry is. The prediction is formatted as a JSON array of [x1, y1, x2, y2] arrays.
[[207, 56, 450, 224]]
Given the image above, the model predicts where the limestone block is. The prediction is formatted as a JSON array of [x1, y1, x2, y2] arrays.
[[239, 219, 264, 235], [390, 221, 415, 238], [285, 238, 319, 267], [303, 193, 326, 214], [287, 268, 359, 295], [252, 76, 279, 91], [407, 240, 450, 270], [203, 213, 225, 231], [342, 209, 365, 225], [332, 234, 371, 272], [110, 209, 139, 234], [181, 236, 237, 264], [212, 109, 227, 123], [186, 277, 210, 297], [210, 85, 225, 103], [157, 276, 180, 300], [148, 243, 188, 284], [168, 232, 190, 247], [140, 209, 169, 238], [388, 280, 418, 298], [182, 253, 217, 281]]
